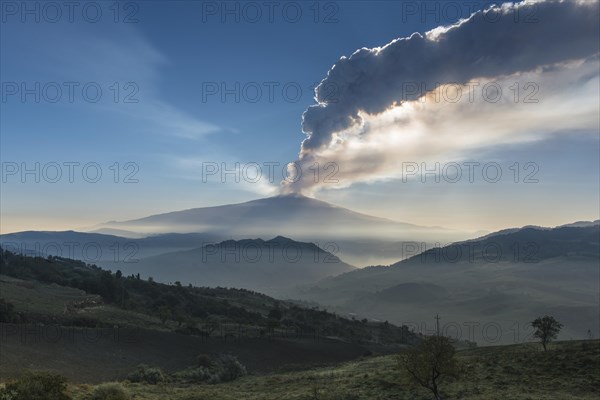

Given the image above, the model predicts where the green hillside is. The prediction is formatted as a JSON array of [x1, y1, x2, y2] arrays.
[[0, 249, 414, 383], [63, 340, 599, 400], [0, 248, 411, 343]]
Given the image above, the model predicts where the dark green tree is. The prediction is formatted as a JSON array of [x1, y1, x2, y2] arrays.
[[268, 308, 283, 321], [0, 297, 18, 323]]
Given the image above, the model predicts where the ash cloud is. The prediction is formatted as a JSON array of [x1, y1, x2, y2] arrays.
[[283, 0, 599, 194]]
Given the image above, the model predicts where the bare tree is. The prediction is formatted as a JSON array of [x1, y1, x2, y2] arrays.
[[401, 335, 459, 400], [531, 315, 563, 351]]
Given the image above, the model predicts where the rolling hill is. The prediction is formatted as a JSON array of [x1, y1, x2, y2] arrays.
[[0, 249, 414, 383], [0, 230, 223, 262], [0, 232, 357, 295], [115, 236, 357, 296], [291, 223, 600, 344]]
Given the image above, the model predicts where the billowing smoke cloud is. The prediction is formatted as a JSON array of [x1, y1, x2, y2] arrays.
[[283, 0, 600, 194]]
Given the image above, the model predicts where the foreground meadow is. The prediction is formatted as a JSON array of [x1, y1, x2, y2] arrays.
[[65, 340, 599, 400]]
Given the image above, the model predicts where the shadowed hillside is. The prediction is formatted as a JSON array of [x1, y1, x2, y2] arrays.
[[292, 224, 600, 344], [0, 249, 415, 383], [118, 236, 356, 295]]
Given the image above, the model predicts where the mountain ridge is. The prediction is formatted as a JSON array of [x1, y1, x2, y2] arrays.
[[290, 223, 600, 344]]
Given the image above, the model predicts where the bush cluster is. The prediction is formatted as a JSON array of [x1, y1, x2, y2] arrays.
[[173, 354, 247, 384], [0, 371, 70, 400], [126, 365, 166, 385], [89, 383, 131, 400]]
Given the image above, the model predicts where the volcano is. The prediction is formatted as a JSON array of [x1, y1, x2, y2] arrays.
[[96, 194, 455, 241]]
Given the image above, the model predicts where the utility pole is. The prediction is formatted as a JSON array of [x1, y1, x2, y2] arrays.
[[435, 314, 441, 337]]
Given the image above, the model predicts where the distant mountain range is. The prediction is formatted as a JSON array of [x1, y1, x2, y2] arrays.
[[89, 194, 469, 266], [291, 223, 600, 344], [0, 232, 354, 295], [0, 195, 474, 267], [2, 193, 598, 345], [471, 220, 600, 240], [0, 230, 223, 261]]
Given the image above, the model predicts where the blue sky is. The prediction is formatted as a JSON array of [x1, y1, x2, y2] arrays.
[[1, 1, 598, 233]]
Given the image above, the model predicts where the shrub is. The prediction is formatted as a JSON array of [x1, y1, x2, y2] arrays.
[[89, 383, 130, 400], [214, 354, 247, 382], [0, 371, 70, 400], [196, 354, 214, 369], [172, 367, 215, 384], [126, 365, 166, 384], [0, 298, 19, 323], [173, 354, 246, 384], [0, 388, 17, 400]]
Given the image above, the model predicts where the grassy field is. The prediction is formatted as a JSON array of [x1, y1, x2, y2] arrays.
[[0, 274, 169, 330], [0, 274, 92, 316], [63, 340, 600, 400]]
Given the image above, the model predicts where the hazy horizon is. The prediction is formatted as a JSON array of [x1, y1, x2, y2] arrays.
[[1, 190, 599, 236]]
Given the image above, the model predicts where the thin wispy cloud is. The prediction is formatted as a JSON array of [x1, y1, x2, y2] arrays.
[[166, 155, 280, 197], [2, 22, 221, 140]]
